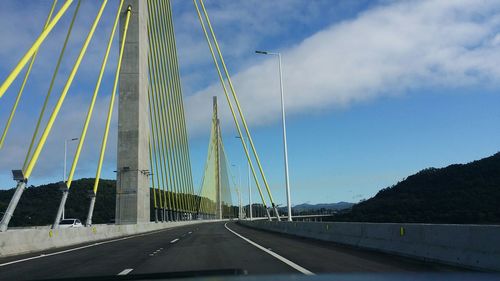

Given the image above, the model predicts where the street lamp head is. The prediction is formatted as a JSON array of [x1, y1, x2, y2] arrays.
[[71, 138, 78, 141], [255, 50, 268, 55]]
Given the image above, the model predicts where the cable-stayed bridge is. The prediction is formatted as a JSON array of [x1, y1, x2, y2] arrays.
[[0, 0, 281, 232], [0, 1, 497, 279], [197, 97, 234, 220]]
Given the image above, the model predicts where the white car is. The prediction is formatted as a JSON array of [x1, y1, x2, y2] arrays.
[[59, 219, 83, 228]]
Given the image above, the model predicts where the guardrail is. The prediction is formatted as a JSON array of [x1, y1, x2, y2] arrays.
[[0, 220, 210, 258], [239, 220, 500, 271], [249, 215, 333, 221]]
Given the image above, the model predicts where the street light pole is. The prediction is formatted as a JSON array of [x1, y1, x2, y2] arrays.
[[238, 164, 242, 219], [64, 138, 78, 183], [61, 137, 78, 221], [247, 136, 252, 220], [255, 50, 292, 221], [64, 140, 67, 182], [232, 164, 243, 219]]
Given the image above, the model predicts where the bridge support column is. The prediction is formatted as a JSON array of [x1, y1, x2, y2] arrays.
[[85, 193, 96, 226], [116, 0, 150, 224], [52, 188, 69, 228], [0, 180, 26, 232]]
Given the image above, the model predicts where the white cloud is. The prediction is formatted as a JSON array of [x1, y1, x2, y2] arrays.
[[173, 0, 358, 93], [0, 0, 359, 186], [2, 0, 500, 187], [184, 0, 500, 135]]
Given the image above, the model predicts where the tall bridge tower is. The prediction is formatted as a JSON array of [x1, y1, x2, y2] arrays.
[[0, 0, 278, 231], [116, 0, 150, 224]]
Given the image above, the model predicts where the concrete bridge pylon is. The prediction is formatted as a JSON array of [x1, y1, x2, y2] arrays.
[[116, 0, 150, 224]]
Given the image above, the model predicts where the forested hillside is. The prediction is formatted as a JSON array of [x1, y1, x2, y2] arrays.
[[0, 178, 115, 227], [2, 153, 500, 226], [336, 153, 500, 224]]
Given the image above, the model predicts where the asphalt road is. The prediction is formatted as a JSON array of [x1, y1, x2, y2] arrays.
[[0, 221, 463, 280]]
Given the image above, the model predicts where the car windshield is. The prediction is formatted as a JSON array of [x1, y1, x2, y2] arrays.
[[59, 220, 75, 225]]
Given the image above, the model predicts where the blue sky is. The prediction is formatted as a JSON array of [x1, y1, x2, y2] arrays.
[[1, 0, 500, 206]]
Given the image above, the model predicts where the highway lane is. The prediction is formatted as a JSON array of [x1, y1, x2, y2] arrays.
[[0, 223, 208, 280], [0, 221, 463, 280], [228, 222, 462, 273], [0, 221, 293, 280]]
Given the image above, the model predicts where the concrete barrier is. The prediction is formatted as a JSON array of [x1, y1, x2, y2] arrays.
[[0, 220, 210, 258], [239, 220, 500, 271]]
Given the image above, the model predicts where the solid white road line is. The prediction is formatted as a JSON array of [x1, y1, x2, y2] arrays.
[[0, 228, 174, 267], [117, 268, 133, 275], [170, 238, 179, 244], [224, 223, 315, 275]]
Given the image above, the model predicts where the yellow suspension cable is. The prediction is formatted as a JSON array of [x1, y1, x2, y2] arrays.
[[0, 0, 73, 100], [148, 138, 157, 209], [67, 0, 124, 189], [146, 41, 163, 212], [148, 81, 162, 210], [198, 112, 218, 216], [198, 0, 277, 207], [24, 0, 108, 179], [149, 56, 168, 212], [197, 137, 210, 214], [149, 87, 163, 210], [146, 7, 167, 213], [199, 114, 218, 216], [23, 0, 82, 171], [148, 0, 173, 213], [153, 0, 183, 213], [215, 119, 221, 217], [193, 0, 269, 210], [93, 4, 131, 194], [220, 137, 235, 207], [158, 0, 188, 213], [152, 0, 173, 214], [0, 0, 58, 150], [164, 0, 196, 213]]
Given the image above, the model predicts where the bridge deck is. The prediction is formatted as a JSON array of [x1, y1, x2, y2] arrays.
[[0, 221, 464, 280]]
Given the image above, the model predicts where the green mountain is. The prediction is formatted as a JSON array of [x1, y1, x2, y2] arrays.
[[292, 202, 354, 212], [3, 152, 499, 226], [336, 153, 500, 224], [0, 178, 116, 227], [0, 179, 228, 227]]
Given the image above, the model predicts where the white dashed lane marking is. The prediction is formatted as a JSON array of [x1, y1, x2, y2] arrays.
[[117, 268, 133, 275]]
